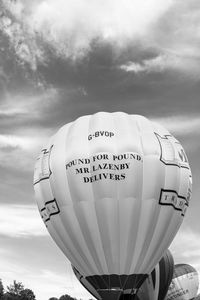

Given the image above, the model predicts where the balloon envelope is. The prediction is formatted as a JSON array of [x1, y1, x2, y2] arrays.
[[34, 112, 192, 300], [72, 249, 174, 300], [166, 264, 199, 300], [137, 249, 174, 300]]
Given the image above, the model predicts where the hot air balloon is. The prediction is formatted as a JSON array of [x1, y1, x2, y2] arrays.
[[34, 112, 192, 300], [137, 249, 174, 300], [166, 264, 199, 300], [72, 249, 174, 300]]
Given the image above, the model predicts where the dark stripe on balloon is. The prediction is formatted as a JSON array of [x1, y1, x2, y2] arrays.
[[86, 274, 148, 291]]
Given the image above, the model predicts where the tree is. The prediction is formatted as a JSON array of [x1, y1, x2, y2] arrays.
[[59, 295, 76, 300], [19, 289, 35, 300], [2, 293, 14, 300], [3, 281, 35, 300], [6, 281, 24, 297], [0, 279, 4, 299]]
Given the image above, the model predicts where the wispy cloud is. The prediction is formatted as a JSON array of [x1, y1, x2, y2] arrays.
[[0, 133, 49, 174], [0, 135, 39, 150], [1, 0, 173, 62], [0, 87, 58, 118], [152, 115, 200, 136], [120, 53, 200, 77], [1, 0, 200, 79], [0, 2, 45, 70], [0, 204, 47, 237]]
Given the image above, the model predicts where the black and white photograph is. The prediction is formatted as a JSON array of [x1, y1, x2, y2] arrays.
[[0, 1, 200, 300]]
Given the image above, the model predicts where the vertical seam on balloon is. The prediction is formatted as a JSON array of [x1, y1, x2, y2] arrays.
[[83, 117, 109, 276], [120, 115, 142, 291], [50, 126, 91, 274], [62, 122, 95, 275], [88, 113, 108, 276], [39, 137, 84, 272], [128, 116, 144, 277], [87, 113, 110, 288], [136, 120, 159, 273], [74, 117, 106, 275], [119, 114, 131, 291], [112, 112, 122, 290], [148, 138, 180, 269], [137, 125, 165, 274], [135, 116, 145, 277], [67, 120, 101, 275]]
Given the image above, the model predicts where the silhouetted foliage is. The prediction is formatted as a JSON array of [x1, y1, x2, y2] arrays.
[[7, 281, 24, 297], [59, 295, 77, 300], [0, 278, 89, 300], [0, 279, 4, 299], [2, 293, 15, 300], [0, 281, 36, 300], [19, 289, 36, 300]]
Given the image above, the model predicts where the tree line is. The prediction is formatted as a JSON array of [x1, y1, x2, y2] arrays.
[[0, 279, 89, 300], [0, 280, 35, 300]]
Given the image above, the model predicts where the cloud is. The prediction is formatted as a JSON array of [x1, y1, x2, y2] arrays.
[[27, 0, 173, 52], [0, 133, 49, 176], [1, 0, 173, 63], [0, 135, 38, 150], [152, 1, 200, 59], [0, 108, 28, 117], [0, 86, 59, 133], [0, 204, 47, 237], [120, 53, 200, 78], [170, 228, 200, 261], [120, 55, 175, 74], [152, 115, 200, 136], [0, 3, 45, 70], [0, 258, 92, 300], [1, 0, 200, 79]]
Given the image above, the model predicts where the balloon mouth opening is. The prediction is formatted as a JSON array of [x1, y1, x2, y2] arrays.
[[85, 274, 148, 300], [97, 288, 137, 293], [86, 273, 148, 290], [97, 289, 139, 300]]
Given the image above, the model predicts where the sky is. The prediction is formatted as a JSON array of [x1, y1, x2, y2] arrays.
[[0, 0, 200, 299]]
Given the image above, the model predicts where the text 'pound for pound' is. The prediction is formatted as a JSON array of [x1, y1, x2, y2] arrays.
[[65, 152, 143, 183]]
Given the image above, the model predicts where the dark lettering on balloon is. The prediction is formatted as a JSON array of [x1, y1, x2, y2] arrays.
[[88, 131, 114, 141], [178, 148, 188, 163], [76, 167, 90, 174], [159, 189, 187, 216], [83, 173, 126, 183], [66, 158, 90, 170], [66, 152, 142, 183], [167, 285, 190, 300], [40, 199, 60, 224]]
